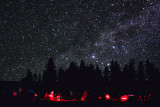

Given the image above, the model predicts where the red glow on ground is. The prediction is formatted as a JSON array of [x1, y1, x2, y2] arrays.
[[43, 91, 64, 101], [19, 88, 22, 93], [44, 93, 49, 98], [147, 94, 151, 100], [51, 91, 54, 95], [49, 94, 53, 98], [56, 95, 61, 101], [98, 96, 102, 99], [13, 92, 17, 96], [105, 94, 110, 100], [49, 94, 54, 101], [81, 91, 88, 101], [120, 95, 128, 102], [81, 97, 85, 101], [34, 93, 38, 97]]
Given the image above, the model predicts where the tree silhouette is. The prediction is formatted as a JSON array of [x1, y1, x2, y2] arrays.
[[95, 65, 103, 95], [42, 58, 57, 89], [34, 73, 37, 82], [128, 59, 136, 82], [110, 60, 121, 83], [138, 61, 145, 82], [103, 66, 109, 88], [145, 59, 160, 104], [145, 59, 156, 82], [78, 60, 87, 88], [58, 68, 65, 88], [38, 73, 42, 84], [110, 59, 114, 80], [87, 64, 96, 89], [21, 70, 34, 89], [64, 61, 79, 89], [122, 64, 130, 92], [110, 60, 122, 94], [27, 70, 33, 83], [122, 64, 129, 81], [95, 65, 103, 86], [19, 57, 160, 104]]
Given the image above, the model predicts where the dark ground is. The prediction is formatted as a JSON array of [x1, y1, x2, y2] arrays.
[[0, 98, 154, 107]]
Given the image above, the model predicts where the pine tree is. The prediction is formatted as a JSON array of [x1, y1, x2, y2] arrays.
[[58, 68, 64, 87], [138, 61, 145, 82], [34, 73, 37, 82], [38, 73, 42, 84], [42, 58, 57, 89], [103, 66, 109, 89]]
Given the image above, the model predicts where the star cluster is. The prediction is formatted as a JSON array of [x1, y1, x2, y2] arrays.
[[0, 0, 160, 81]]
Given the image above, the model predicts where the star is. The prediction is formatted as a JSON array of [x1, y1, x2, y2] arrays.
[[91, 55, 96, 59]]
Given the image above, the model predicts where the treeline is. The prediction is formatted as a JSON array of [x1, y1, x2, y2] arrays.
[[21, 58, 160, 97]]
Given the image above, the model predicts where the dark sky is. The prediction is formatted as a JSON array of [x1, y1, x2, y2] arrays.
[[0, 0, 160, 81]]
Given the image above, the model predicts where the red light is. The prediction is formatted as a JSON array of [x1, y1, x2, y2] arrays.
[[81, 91, 88, 101], [147, 94, 151, 100], [120, 95, 128, 102], [98, 97, 102, 99], [13, 92, 17, 96], [49, 94, 54, 101], [34, 93, 38, 97], [70, 91, 73, 96], [49, 94, 53, 98], [51, 91, 54, 95], [19, 88, 22, 93], [81, 97, 85, 101], [105, 94, 110, 100], [56, 95, 61, 101]]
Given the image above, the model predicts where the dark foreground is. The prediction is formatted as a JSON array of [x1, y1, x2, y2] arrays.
[[1, 99, 155, 107]]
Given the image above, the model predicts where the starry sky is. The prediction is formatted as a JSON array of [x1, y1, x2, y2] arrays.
[[0, 0, 160, 81]]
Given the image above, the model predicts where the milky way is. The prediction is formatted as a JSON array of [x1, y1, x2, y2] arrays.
[[0, 0, 160, 81]]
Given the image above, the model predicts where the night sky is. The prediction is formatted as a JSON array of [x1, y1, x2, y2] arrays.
[[0, 0, 160, 81]]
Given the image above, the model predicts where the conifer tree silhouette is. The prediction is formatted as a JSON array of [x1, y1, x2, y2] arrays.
[[64, 61, 79, 89], [145, 59, 160, 104], [88, 64, 96, 89], [138, 61, 145, 82], [38, 73, 42, 84], [58, 68, 65, 88], [42, 58, 57, 89], [122, 64, 130, 91], [34, 73, 37, 82], [20, 57, 160, 104], [110, 60, 122, 94], [21, 70, 34, 89], [95, 64, 103, 95], [128, 59, 136, 82], [103, 66, 109, 90], [79, 60, 86, 88]]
